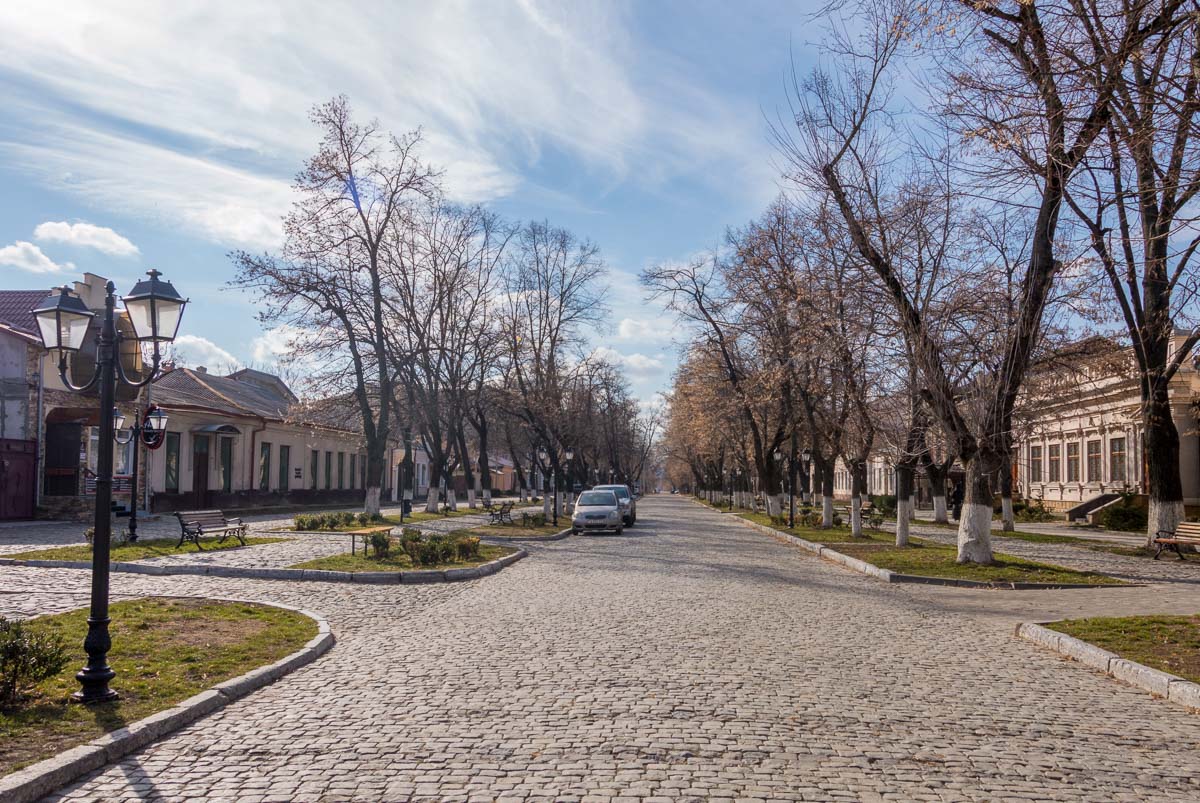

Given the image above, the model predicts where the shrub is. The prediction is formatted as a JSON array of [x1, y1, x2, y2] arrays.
[[400, 528, 423, 543], [800, 511, 823, 528], [335, 511, 355, 527], [1097, 494, 1148, 532], [293, 514, 315, 530], [870, 494, 897, 514], [370, 532, 391, 557], [1014, 498, 1058, 523], [769, 514, 787, 527], [0, 618, 70, 704], [526, 513, 546, 527], [455, 536, 481, 561], [356, 511, 385, 525]]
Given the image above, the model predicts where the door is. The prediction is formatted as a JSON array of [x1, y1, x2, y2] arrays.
[[44, 423, 81, 496], [0, 439, 35, 519], [192, 434, 210, 507]]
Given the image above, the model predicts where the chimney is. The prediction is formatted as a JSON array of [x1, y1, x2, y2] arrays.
[[196, 366, 207, 374], [161, 360, 175, 373]]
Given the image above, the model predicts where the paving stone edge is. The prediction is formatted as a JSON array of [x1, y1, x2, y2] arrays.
[[698, 499, 1116, 590], [0, 600, 334, 803], [0, 550, 527, 584], [1017, 621, 1200, 712]]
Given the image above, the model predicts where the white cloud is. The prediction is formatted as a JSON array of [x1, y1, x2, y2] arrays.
[[0, 2, 772, 250], [592, 346, 665, 379], [615, 316, 677, 343], [33, 221, 139, 256], [0, 241, 73, 274], [171, 334, 241, 372], [249, 325, 300, 364]]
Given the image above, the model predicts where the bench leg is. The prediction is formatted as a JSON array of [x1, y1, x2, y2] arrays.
[[1177, 543, 1188, 561]]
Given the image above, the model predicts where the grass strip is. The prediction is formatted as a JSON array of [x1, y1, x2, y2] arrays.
[[0, 597, 316, 775], [289, 544, 515, 572], [1046, 615, 1200, 683], [6, 536, 286, 563]]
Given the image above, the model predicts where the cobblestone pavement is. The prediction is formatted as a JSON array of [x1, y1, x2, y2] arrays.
[[5, 496, 1200, 801]]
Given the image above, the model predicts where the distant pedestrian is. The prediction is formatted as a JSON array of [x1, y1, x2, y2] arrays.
[[950, 481, 964, 521]]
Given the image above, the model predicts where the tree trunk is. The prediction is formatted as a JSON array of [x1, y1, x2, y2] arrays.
[[895, 463, 914, 547], [364, 448, 385, 516], [908, 495, 916, 521], [1145, 389, 1185, 545], [925, 463, 949, 524], [425, 483, 438, 513], [850, 461, 865, 537], [999, 453, 1015, 532], [957, 455, 995, 564], [766, 494, 783, 518], [820, 463, 835, 528]]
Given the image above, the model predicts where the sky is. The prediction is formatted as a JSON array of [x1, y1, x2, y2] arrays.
[[0, 1, 815, 406]]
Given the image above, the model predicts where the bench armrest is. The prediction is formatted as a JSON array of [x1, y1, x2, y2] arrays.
[[1156, 529, 1176, 538]]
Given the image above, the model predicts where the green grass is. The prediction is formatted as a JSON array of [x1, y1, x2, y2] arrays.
[[1046, 615, 1200, 683], [0, 597, 316, 774], [834, 541, 1123, 585], [288, 506, 534, 531], [6, 536, 286, 562], [736, 512, 894, 544], [289, 543, 515, 572], [991, 530, 1098, 546]]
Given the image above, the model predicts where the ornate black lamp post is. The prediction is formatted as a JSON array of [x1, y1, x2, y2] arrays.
[[32, 271, 186, 704], [537, 445, 554, 526], [113, 405, 169, 542], [801, 449, 812, 508]]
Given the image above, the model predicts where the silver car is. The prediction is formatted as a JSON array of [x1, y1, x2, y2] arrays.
[[593, 484, 636, 526], [571, 490, 623, 534]]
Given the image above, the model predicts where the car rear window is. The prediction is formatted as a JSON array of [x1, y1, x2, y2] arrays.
[[578, 491, 617, 506], [599, 486, 630, 500]]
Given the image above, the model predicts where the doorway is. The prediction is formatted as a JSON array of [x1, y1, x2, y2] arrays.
[[192, 434, 210, 507]]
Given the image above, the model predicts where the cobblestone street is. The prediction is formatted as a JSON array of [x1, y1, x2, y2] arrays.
[[6, 495, 1200, 801]]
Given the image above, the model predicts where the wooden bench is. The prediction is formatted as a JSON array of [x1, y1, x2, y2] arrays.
[[489, 501, 515, 525], [174, 509, 247, 550], [1153, 521, 1200, 560], [346, 525, 394, 556]]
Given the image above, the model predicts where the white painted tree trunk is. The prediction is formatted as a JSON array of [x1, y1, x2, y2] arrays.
[[895, 497, 911, 546], [850, 495, 863, 537], [543, 492, 552, 518], [447, 488, 458, 512], [766, 494, 782, 518], [1001, 496, 1015, 532], [1147, 498, 1184, 546], [467, 488, 476, 509], [424, 486, 439, 513], [364, 486, 381, 516], [822, 494, 834, 528], [957, 502, 993, 564], [520, 485, 528, 502], [932, 495, 948, 524], [482, 488, 492, 505], [908, 495, 916, 521]]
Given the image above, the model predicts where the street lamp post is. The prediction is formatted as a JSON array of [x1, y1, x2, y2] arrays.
[[537, 445, 555, 526], [801, 449, 812, 508], [113, 405, 169, 542], [32, 271, 186, 704], [563, 445, 574, 516]]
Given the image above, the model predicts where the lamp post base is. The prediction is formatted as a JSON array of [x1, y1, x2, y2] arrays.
[[73, 616, 118, 704], [72, 671, 119, 704]]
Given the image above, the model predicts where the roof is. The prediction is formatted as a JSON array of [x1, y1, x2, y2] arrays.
[[153, 368, 295, 422], [0, 290, 48, 337]]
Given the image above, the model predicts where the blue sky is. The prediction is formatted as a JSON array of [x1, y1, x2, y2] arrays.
[[0, 1, 813, 404]]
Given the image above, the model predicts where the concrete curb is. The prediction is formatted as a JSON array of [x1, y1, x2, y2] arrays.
[[704, 501, 1116, 590], [479, 527, 574, 543], [0, 549, 527, 585], [1017, 621, 1200, 712], [0, 600, 334, 803]]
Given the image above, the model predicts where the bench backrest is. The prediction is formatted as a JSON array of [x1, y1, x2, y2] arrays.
[[1175, 521, 1200, 538], [177, 510, 232, 529], [500, 501, 513, 511]]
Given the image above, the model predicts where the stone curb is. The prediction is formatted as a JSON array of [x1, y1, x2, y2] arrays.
[[0, 600, 334, 803], [1017, 621, 1200, 712], [0, 550, 527, 585], [701, 500, 1116, 590], [479, 527, 574, 543]]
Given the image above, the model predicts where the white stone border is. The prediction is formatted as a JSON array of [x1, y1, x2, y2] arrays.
[[1018, 621, 1200, 712], [0, 549, 527, 585], [0, 598, 334, 803]]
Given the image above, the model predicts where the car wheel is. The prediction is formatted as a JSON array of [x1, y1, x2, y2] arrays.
[[615, 526, 624, 535]]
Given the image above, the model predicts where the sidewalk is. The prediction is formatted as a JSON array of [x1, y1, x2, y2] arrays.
[[910, 509, 1145, 547]]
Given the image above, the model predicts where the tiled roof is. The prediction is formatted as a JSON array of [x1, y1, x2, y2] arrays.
[[152, 368, 359, 434], [0, 289, 49, 336]]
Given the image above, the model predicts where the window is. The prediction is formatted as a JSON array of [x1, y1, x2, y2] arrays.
[[219, 437, 233, 492], [259, 442, 272, 491], [1029, 445, 1042, 483], [310, 449, 319, 490], [165, 432, 180, 493], [1110, 438, 1126, 485], [279, 445, 290, 491], [338, 452, 345, 489], [1066, 442, 1080, 482], [1086, 440, 1102, 483], [1048, 444, 1061, 482], [325, 451, 332, 490], [349, 454, 356, 489]]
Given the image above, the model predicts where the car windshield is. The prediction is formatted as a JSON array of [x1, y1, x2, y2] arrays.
[[599, 486, 630, 500], [578, 491, 617, 506]]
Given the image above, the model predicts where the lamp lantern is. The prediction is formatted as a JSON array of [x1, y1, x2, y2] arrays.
[[121, 269, 187, 343], [32, 286, 94, 353]]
